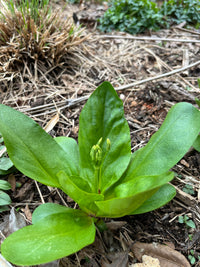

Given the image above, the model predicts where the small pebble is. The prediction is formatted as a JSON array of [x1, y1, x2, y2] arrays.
[[132, 255, 160, 267], [120, 94, 125, 101]]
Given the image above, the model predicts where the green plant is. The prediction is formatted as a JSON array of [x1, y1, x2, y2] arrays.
[[0, 82, 200, 265], [188, 250, 196, 265], [182, 184, 195, 195], [160, 0, 200, 28], [7, 0, 50, 23], [98, 0, 162, 34], [99, 0, 200, 34], [178, 215, 196, 229], [0, 0, 85, 79]]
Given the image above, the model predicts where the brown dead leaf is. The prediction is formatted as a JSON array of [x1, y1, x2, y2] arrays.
[[24, 204, 32, 221], [101, 251, 129, 267], [132, 242, 191, 267], [106, 221, 127, 231], [180, 159, 189, 168], [7, 174, 16, 191]]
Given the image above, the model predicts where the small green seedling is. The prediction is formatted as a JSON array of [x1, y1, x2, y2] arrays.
[[0, 82, 200, 265], [188, 250, 196, 265], [178, 215, 196, 229], [182, 184, 195, 196]]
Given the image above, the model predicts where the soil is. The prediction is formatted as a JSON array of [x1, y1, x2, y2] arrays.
[[0, 1, 200, 266]]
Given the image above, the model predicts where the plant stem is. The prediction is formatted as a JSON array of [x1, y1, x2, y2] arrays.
[[94, 166, 101, 194]]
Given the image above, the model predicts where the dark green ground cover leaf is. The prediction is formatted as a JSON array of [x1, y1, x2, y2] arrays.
[[0, 180, 11, 191], [99, 0, 200, 34], [0, 180, 11, 209], [160, 0, 200, 27], [99, 0, 162, 34], [0, 157, 13, 171], [0, 190, 11, 206]]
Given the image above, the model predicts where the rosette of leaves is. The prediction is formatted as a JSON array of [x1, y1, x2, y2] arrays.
[[98, 0, 163, 34], [0, 82, 200, 265]]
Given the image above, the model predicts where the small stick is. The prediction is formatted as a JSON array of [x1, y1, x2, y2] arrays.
[[175, 26, 200, 36], [56, 189, 68, 207], [101, 34, 200, 43], [34, 180, 45, 204], [116, 59, 200, 91]]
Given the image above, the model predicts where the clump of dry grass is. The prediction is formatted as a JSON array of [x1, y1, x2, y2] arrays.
[[0, 0, 87, 85]]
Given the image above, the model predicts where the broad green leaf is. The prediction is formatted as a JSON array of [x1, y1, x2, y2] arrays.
[[95, 172, 174, 217], [95, 188, 157, 218], [186, 219, 196, 229], [78, 82, 131, 193], [0, 180, 11, 190], [0, 190, 11, 206], [2, 209, 96, 266], [0, 206, 9, 212], [0, 105, 77, 188], [54, 137, 79, 175], [0, 157, 13, 171], [122, 102, 200, 178], [113, 172, 174, 198], [57, 171, 104, 215], [193, 134, 200, 152], [131, 184, 176, 215], [32, 203, 70, 224]]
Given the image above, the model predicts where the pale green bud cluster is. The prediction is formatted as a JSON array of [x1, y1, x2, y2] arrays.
[[90, 138, 102, 167], [106, 138, 111, 151], [90, 137, 111, 167], [90, 144, 102, 166]]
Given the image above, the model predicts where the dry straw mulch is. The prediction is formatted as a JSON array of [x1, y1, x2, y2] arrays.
[[0, 0, 87, 92]]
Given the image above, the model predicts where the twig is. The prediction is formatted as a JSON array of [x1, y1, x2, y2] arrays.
[[18, 60, 200, 116], [116, 59, 200, 91], [101, 35, 200, 43], [56, 189, 68, 207], [143, 47, 196, 90], [175, 26, 200, 36], [34, 180, 45, 204]]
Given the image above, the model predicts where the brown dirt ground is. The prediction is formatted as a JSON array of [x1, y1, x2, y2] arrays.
[[0, 1, 200, 266]]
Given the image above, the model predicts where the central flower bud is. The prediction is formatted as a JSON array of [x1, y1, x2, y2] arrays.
[[90, 137, 111, 193], [90, 138, 103, 167]]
